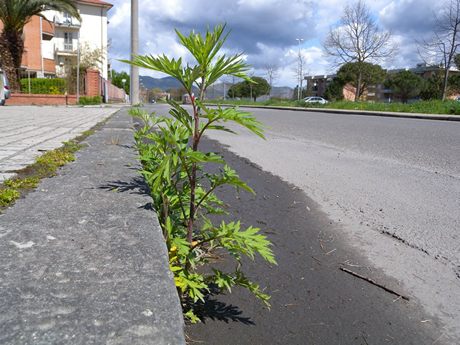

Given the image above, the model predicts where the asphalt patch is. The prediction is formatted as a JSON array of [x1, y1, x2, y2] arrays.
[[186, 138, 444, 345]]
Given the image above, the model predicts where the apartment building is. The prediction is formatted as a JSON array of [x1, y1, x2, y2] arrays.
[[0, 0, 112, 80]]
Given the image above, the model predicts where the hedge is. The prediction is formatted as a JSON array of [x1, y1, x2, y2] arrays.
[[78, 96, 102, 105], [20, 78, 67, 95]]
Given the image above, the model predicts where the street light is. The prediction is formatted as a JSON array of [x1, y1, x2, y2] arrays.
[[295, 38, 304, 101], [121, 78, 127, 102], [130, 0, 139, 105], [76, 29, 81, 103]]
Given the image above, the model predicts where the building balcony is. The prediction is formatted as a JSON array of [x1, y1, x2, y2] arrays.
[[53, 15, 81, 29], [55, 43, 77, 56]]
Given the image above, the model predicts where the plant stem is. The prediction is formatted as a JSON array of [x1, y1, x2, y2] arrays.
[[195, 184, 217, 212], [186, 76, 207, 244], [187, 94, 200, 244]]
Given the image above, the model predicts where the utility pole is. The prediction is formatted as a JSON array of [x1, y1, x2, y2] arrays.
[[130, 0, 139, 104], [76, 29, 80, 103], [296, 38, 303, 101]]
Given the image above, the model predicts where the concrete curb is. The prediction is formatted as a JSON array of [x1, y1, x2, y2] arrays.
[[209, 104, 460, 122], [0, 110, 185, 344]]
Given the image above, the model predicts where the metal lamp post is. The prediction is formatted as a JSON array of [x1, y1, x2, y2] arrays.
[[121, 78, 127, 102], [295, 38, 303, 101], [130, 0, 139, 105], [76, 30, 81, 103]]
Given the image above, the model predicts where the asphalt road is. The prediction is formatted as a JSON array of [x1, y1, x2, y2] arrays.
[[149, 104, 460, 342]]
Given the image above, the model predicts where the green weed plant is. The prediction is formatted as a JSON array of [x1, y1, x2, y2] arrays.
[[125, 25, 276, 322], [0, 188, 20, 207], [0, 140, 84, 209]]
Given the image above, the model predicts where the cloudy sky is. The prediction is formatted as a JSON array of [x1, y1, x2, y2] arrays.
[[107, 0, 442, 87]]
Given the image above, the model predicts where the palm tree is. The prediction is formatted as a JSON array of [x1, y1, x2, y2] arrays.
[[0, 0, 80, 90]]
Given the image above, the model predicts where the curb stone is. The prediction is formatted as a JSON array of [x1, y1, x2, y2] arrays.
[[0, 109, 185, 345]]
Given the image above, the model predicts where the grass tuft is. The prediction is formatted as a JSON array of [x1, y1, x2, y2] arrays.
[[0, 188, 20, 207], [3, 177, 40, 189], [0, 123, 100, 210]]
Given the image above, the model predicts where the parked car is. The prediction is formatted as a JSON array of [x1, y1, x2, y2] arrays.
[[0, 69, 11, 106], [304, 96, 328, 104]]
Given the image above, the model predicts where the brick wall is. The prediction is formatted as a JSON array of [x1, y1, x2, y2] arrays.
[[7, 94, 77, 106], [85, 69, 101, 97], [105, 79, 127, 103]]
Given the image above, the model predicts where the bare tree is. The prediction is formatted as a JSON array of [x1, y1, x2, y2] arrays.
[[419, 0, 460, 100], [291, 52, 306, 100], [323, 0, 395, 101], [265, 64, 279, 98]]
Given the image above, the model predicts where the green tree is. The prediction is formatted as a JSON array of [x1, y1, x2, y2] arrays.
[[323, 0, 395, 101], [418, 0, 460, 100], [385, 70, 424, 103], [111, 70, 130, 94], [228, 76, 270, 101], [420, 73, 443, 100], [454, 53, 460, 70], [324, 78, 345, 101], [0, 0, 80, 90], [337, 62, 386, 100], [124, 25, 275, 322], [448, 73, 460, 94]]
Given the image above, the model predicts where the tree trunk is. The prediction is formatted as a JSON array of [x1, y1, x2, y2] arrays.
[[442, 68, 449, 101], [0, 30, 24, 92], [354, 70, 362, 102]]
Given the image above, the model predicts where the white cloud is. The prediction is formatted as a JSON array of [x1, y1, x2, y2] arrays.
[[107, 0, 441, 86]]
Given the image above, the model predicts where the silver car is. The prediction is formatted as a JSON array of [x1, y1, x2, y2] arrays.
[[304, 96, 328, 104], [0, 69, 11, 106]]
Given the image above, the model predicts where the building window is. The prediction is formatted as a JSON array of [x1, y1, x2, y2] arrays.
[[64, 32, 73, 51], [63, 12, 72, 24]]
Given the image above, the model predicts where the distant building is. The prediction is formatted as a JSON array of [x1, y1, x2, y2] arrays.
[[0, 0, 112, 79], [304, 63, 460, 102], [304, 74, 334, 98]]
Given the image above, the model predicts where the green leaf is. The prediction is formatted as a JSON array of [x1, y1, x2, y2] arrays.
[[175, 272, 208, 303], [212, 269, 236, 293], [185, 150, 225, 164], [217, 221, 277, 265], [185, 309, 201, 324], [168, 99, 193, 132], [234, 270, 271, 307]]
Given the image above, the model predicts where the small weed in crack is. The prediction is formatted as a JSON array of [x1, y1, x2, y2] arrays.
[[0, 120, 106, 211]]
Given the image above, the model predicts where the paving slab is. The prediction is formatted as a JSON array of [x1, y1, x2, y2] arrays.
[[0, 106, 120, 181], [0, 109, 185, 344]]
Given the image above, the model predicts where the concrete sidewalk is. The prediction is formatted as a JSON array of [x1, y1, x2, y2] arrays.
[[0, 109, 185, 344], [0, 106, 120, 182]]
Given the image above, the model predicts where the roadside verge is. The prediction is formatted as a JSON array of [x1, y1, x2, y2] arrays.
[[0, 110, 185, 344], [208, 103, 460, 121]]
